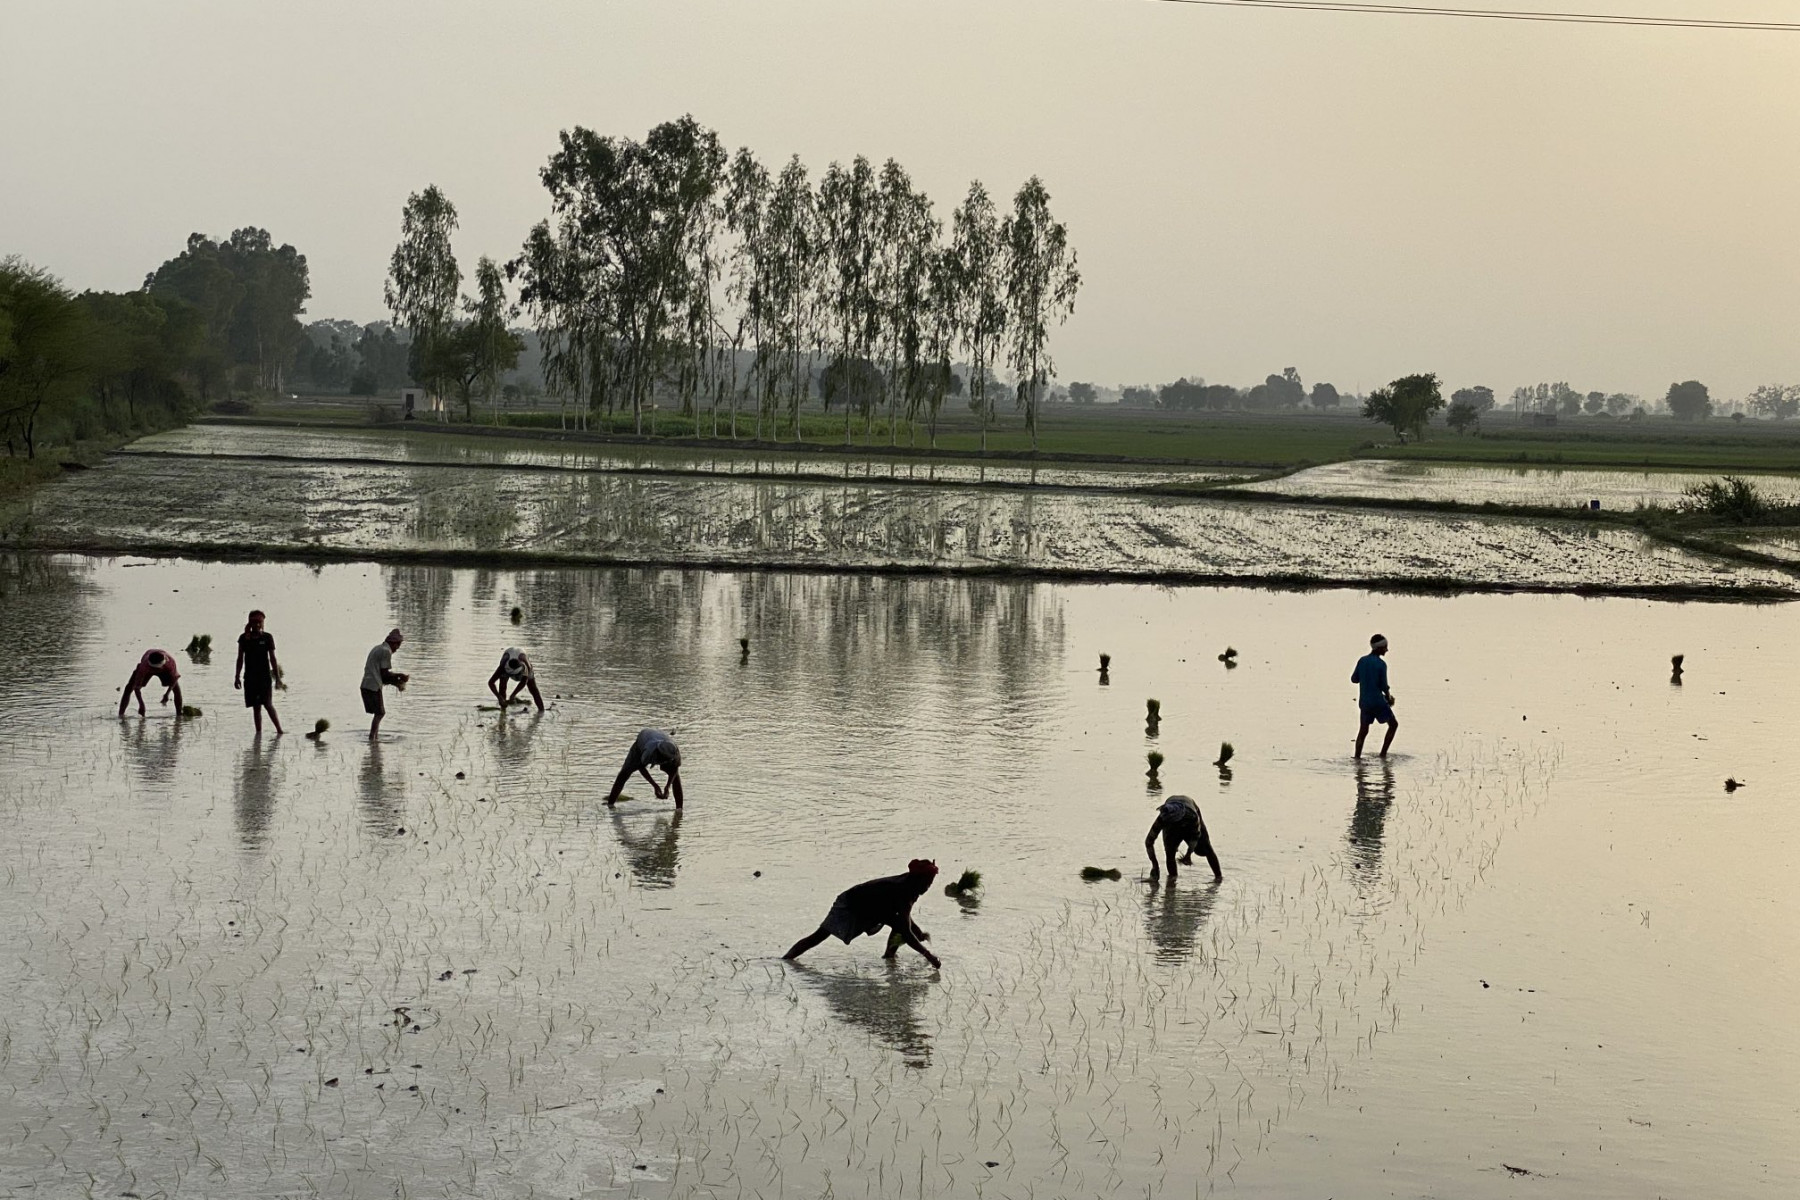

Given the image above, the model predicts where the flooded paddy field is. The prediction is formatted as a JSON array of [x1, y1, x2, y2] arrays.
[[8, 448, 1792, 596], [128, 424, 1250, 492], [1233, 459, 1800, 511], [0, 554, 1795, 1198]]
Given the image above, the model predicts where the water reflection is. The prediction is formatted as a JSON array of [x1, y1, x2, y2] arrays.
[[234, 738, 277, 848], [358, 742, 405, 834], [1348, 760, 1395, 891], [793, 962, 934, 1068], [1143, 878, 1221, 964], [122, 715, 184, 788], [610, 809, 683, 888], [492, 707, 543, 772]]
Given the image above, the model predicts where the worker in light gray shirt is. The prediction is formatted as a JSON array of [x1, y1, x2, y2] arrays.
[[361, 628, 408, 741], [487, 646, 544, 711], [605, 728, 684, 808]]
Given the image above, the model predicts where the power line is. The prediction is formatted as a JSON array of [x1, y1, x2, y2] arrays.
[[1142, 0, 1800, 31]]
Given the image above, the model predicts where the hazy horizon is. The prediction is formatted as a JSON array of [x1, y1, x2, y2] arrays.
[[4, 0, 1797, 400]]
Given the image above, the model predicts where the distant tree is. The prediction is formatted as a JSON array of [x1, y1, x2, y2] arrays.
[[1450, 385, 1494, 413], [1666, 379, 1712, 421], [818, 355, 883, 420], [349, 366, 379, 396], [145, 227, 309, 397], [0, 259, 88, 457], [1120, 385, 1157, 408], [1068, 381, 1097, 405], [1446, 400, 1481, 435], [950, 181, 1006, 450], [1553, 382, 1581, 416], [1604, 392, 1636, 416], [354, 324, 411, 392], [1309, 381, 1340, 409], [1159, 378, 1204, 410], [1362, 372, 1444, 442], [465, 257, 523, 424], [1001, 176, 1080, 451], [1747, 383, 1799, 420], [385, 185, 462, 414]]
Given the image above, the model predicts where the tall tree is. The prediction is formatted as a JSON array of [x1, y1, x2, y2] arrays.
[[0, 259, 88, 458], [950, 181, 1005, 452], [385, 185, 462, 416], [818, 157, 880, 445], [764, 155, 821, 440], [1000, 177, 1080, 452]]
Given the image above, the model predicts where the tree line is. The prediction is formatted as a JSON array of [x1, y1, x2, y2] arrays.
[[387, 115, 1081, 449], [1, 229, 312, 458]]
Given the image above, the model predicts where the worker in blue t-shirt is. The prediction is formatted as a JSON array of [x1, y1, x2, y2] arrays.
[[1351, 633, 1399, 759]]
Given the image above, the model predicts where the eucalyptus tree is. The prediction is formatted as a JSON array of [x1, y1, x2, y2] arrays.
[[949, 181, 1005, 452], [385, 186, 462, 415], [722, 147, 772, 438], [818, 156, 880, 444], [872, 159, 938, 446], [512, 215, 601, 430], [1000, 177, 1080, 452], [764, 155, 822, 439], [918, 241, 963, 448], [465, 257, 523, 424]]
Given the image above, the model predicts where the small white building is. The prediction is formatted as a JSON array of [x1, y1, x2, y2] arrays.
[[399, 387, 444, 420]]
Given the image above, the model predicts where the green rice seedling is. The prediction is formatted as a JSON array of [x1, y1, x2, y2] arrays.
[[184, 633, 212, 654], [304, 718, 329, 742], [943, 869, 982, 897], [1146, 750, 1163, 778], [1145, 699, 1160, 721], [1098, 653, 1111, 672], [178, 705, 202, 718], [509, 606, 523, 624], [1080, 866, 1122, 881], [1218, 646, 1237, 661], [1214, 741, 1234, 767]]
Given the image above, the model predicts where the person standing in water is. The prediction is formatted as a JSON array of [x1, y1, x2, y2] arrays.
[[1145, 794, 1222, 882], [605, 728, 683, 808], [487, 647, 544, 712], [119, 648, 182, 717], [361, 628, 408, 741], [784, 859, 942, 968], [234, 610, 283, 735], [1352, 633, 1398, 759]]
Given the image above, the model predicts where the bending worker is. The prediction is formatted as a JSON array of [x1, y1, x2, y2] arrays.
[[487, 646, 545, 712], [1146, 794, 1222, 882], [605, 728, 684, 808], [119, 648, 182, 717]]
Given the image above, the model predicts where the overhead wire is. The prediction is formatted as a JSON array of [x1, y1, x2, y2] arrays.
[[1141, 0, 1800, 31]]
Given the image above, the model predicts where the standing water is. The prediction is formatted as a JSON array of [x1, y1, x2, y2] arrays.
[[0, 553, 1793, 1197]]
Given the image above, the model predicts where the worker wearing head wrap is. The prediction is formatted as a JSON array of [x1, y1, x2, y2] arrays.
[[119, 649, 182, 717], [487, 646, 544, 712], [1352, 632, 1399, 759], [784, 859, 942, 968]]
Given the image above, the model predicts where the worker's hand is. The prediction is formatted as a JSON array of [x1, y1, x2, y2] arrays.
[[652, 782, 668, 800], [925, 953, 942, 969], [234, 679, 242, 690]]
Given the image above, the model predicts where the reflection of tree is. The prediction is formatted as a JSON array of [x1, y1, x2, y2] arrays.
[[793, 962, 934, 1068], [234, 739, 278, 848], [358, 742, 405, 834], [1143, 878, 1220, 964], [123, 715, 185, 788], [0, 555, 94, 701], [610, 809, 683, 888], [382, 565, 458, 647], [1347, 759, 1395, 891]]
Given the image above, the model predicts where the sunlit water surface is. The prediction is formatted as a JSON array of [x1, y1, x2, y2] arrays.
[[0, 555, 1794, 1198], [1235, 459, 1800, 509]]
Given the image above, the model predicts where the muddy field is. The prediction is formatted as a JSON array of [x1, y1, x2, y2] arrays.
[[1234, 458, 1800, 510], [7, 446, 1791, 596], [0, 555, 1795, 1198]]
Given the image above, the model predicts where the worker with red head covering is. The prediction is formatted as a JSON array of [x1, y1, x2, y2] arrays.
[[119, 649, 182, 717], [784, 859, 942, 968]]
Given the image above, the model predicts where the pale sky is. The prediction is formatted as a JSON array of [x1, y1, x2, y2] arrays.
[[4, 0, 1798, 401]]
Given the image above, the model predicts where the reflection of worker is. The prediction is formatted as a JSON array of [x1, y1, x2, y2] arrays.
[[487, 646, 544, 711], [1352, 633, 1399, 759], [361, 628, 408, 741], [605, 728, 683, 808], [234, 609, 283, 735], [784, 860, 941, 968], [119, 649, 182, 717], [1145, 794, 1222, 881]]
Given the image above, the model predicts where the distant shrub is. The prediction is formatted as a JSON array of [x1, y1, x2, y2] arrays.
[[1679, 476, 1771, 522]]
